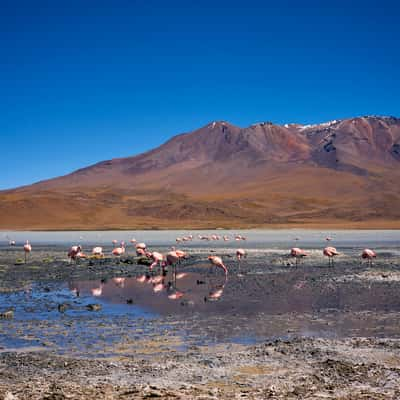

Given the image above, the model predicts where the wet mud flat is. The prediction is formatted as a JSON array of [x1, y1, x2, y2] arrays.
[[0, 244, 400, 399]]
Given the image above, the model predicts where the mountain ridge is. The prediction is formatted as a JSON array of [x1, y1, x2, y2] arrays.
[[1, 115, 400, 229]]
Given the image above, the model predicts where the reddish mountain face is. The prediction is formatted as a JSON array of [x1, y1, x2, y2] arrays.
[[1, 116, 400, 229]]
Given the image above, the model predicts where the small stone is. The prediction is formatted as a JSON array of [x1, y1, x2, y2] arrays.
[[0, 310, 14, 319], [86, 304, 102, 311], [58, 303, 68, 313]]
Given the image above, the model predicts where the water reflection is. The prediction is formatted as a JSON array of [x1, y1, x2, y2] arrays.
[[69, 270, 228, 314]]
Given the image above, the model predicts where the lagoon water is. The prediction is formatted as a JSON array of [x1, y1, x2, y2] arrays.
[[2, 229, 400, 248]]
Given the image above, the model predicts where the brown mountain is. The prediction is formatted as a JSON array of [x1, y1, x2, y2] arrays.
[[1, 115, 400, 230]]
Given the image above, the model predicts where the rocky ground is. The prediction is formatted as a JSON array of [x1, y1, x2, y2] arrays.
[[0, 245, 399, 399]]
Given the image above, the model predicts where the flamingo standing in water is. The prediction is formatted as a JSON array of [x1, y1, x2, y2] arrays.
[[362, 248, 376, 266], [68, 245, 82, 264], [236, 249, 246, 275], [149, 251, 165, 272], [23, 240, 32, 263], [112, 242, 125, 262], [92, 246, 104, 257], [323, 246, 339, 266], [166, 251, 180, 285], [290, 247, 308, 267], [112, 239, 118, 248], [135, 242, 147, 256], [208, 256, 228, 276]]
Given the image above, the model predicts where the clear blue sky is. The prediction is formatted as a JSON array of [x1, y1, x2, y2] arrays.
[[1, 0, 399, 189]]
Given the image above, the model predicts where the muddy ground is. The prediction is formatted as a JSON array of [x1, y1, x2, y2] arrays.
[[0, 244, 399, 399]]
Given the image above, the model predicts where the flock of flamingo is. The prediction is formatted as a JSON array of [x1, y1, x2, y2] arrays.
[[3, 235, 379, 305], [8, 235, 378, 273]]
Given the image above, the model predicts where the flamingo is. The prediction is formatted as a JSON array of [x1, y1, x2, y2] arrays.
[[290, 247, 308, 267], [208, 256, 228, 276], [135, 242, 147, 256], [130, 238, 137, 244], [112, 242, 125, 262], [92, 246, 104, 257], [112, 239, 118, 248], [166, 251, 180, 284], [68, 245, 82, 263], [9, 240, 16, 246], [149, 251, 164, 272], [236, 249, 246, 260], [23, 240, 31, 263], [236, 249, 246, 275], [362, 248, 376, 266], [323, 246, 339, 266]]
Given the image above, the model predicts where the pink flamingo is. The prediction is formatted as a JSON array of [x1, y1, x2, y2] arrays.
[[112, 242, 125, 262], [323, 246, 339, 266], [208, 256, 228, 276], [112, 239, 118, 248], [166, 251, 180, 284], [236, 249, 246, 260], [362, 248, 376, 266], [149, 251, 164, 272], [68, 245, 82, 264], [23, 240, 32, 263], [236, 249, 246, 275], [135, 242, 147, 256], [290, 247, 308, 267]]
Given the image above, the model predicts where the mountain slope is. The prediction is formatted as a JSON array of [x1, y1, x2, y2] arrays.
[[1, 116, 400, 229]]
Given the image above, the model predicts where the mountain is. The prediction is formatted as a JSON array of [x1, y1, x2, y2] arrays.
[[1, 115, 400, 230]]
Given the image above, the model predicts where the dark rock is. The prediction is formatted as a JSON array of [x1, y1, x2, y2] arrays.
[[57, 303, 69, 313], [0, 310, 14, 319], [86, 304, 102, 311]]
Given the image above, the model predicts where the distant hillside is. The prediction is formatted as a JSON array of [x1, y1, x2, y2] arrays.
[[1, 115, 400, 229]]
